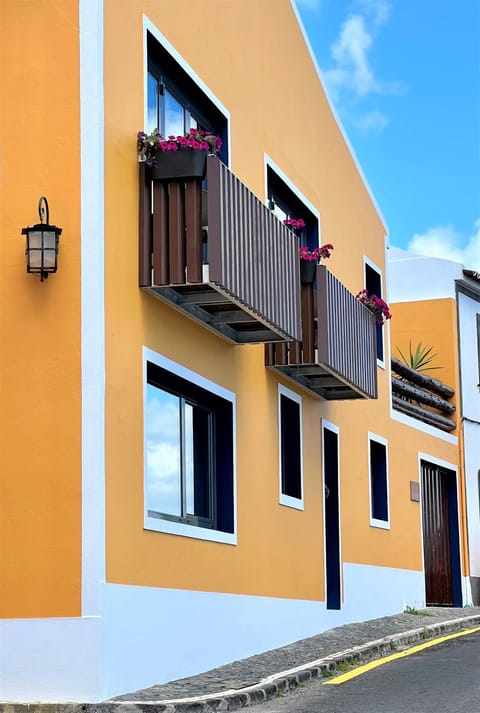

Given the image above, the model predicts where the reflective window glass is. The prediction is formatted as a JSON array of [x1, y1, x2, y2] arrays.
[[145, 384, 181, 517]]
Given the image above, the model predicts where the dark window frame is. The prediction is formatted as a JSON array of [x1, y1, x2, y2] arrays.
[[278, 385, 303, 508], [369, 435, 389, 527], [147, 32, 229, 165], [365, 261, 384, 364], [145, 359, 235, 537], [267, 166, 319, 252]]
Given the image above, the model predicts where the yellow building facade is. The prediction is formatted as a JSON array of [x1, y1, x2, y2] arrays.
[[0, 0, 468, 702]]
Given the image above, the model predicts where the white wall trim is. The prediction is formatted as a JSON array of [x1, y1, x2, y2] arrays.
[[278, 383, 304, 510], [367, 432, 391, 530], [289, 0, 388, 234], [79, 0, 105, 617], [142, 15, 231, 167], [1, 566, 425, 702], [142, 347, 237, 544], [321, 419, 343, 606], [390, 408, 459, 444]]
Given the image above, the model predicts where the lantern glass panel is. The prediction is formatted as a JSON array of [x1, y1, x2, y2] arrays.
[[42, 230, 57, 268], [27, 230, 43, 269]]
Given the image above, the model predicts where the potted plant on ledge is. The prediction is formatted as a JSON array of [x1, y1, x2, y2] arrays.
[[137, 128, 222, 180], [356, 289, 392, 325], [299, 243, 334, 284]]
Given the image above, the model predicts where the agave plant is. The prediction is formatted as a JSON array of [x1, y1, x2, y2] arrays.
[[395, 341, 441, 373]]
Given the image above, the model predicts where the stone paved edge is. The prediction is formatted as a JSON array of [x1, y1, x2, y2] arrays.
[[2, 614, 480, 713]]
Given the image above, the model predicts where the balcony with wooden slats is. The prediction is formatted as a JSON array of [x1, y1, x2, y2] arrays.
[[266, 265, 378, 400], [139, 155, 301, 344]]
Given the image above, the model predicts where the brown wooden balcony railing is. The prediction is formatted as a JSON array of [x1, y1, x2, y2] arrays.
[[139, 155, 301, 344], [265, 265, 378, 399]]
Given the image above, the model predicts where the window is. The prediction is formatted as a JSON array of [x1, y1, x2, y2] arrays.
[[368, 434, 389, 528], [278, 385, 303, 509], [144, 349, 235, 544], [267, 165, 319, 253], [365, 261, 384, 364], [476, 314, 480, 386], [147, 32, 228, 164]]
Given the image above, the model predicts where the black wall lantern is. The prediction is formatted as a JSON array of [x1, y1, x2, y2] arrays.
[[21, 196, 62, 281]]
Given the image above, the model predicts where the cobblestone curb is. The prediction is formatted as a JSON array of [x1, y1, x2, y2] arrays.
[[2, 614, 480, 713]]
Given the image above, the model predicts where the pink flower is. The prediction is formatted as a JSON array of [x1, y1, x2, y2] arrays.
[[159, 141, 170, 150], [177, 136, 188, 146], [199, 141, 209, 150]]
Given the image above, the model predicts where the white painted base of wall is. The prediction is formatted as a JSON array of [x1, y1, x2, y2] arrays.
[[0, 563, 425, 703], [0, 616, 101, 702]]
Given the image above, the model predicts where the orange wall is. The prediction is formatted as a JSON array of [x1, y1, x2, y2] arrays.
[[390, 299, 460, 417], [0, 0, 82, 618], [103, 0, 459, 600]]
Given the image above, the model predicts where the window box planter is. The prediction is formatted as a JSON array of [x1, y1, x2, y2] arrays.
[[150, 149, 208, 181], [300, 260, 317, 284]]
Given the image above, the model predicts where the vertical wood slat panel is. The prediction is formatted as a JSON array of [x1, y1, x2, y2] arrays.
[[185, 178, 202, 283], [301, 284, 315, 363], [168, 182, 186, 284], [316, 266, 377, 398], [207, 156, 301, 341], [152, 181, 169, 285], [138, 162, 152, 287]]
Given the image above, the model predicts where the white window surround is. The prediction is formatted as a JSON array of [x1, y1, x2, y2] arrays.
[[143, 347, 237, 545], [278, 383, 304, 511], [263, 154, 321, 233], [368, 431, 390, 530], [363, 255, 386, 370], [143, 15, 231, 168]]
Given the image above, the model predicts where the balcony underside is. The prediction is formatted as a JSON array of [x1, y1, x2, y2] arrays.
[[265, 267, 378, 401], [266, 345, 373, 399], [144, 282, 289, 343]]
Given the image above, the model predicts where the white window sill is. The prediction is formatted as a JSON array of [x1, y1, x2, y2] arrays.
[[279, 494, 304, 511], [145, 514, 237, 545], [370, 517, 390, 530]]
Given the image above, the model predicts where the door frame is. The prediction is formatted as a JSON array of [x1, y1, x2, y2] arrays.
[[322, 419, 342, 609], [418, 453, 464, 606]]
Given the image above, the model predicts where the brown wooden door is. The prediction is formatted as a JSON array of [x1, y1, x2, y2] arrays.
[[421, 462, 454, 605]]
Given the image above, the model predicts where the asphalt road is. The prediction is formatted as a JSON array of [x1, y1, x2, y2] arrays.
[[253, 631, 480, 713]]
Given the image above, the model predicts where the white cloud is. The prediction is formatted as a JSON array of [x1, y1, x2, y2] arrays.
[[330, 15, 375, 96], [353, 110, 390, 131], [407, 220, 480, 271], [355, 0, 391, 29], [321, 2, 407, 129]]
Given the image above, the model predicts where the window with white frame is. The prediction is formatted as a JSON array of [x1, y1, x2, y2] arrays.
[[278, 385, 303, 509], [146, 31, 228, 164], [365, 261, 384, 364], [144, 351, 235, 543], [267, 166, 319, 252], [368, 434, 389, 528]]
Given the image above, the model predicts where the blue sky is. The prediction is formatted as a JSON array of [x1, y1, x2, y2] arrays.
[[295, 0, 480, 270]]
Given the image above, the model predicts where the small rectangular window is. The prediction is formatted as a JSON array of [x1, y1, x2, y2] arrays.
[[476, 314, 480, 385], [279, 385, 303, 509], [144, 351, 235, 544], [365, 262, 384, 364], [369, 435, 389, 528], [267, 166, 319, 253]]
